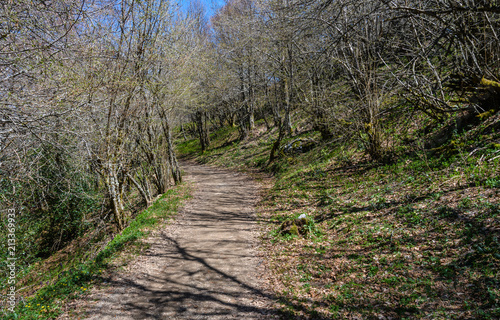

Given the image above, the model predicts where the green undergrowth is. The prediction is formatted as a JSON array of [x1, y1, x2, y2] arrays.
[[177, 121, 500, 319], [2, 184, 191, 320]]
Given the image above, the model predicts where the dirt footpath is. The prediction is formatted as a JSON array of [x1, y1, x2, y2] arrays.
[[60, 161, 275, 320]]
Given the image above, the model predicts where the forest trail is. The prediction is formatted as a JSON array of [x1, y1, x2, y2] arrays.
[[60, 162, 275, 320]]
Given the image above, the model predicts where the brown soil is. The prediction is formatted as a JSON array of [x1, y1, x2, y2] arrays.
[[59, 161, 276, 320]]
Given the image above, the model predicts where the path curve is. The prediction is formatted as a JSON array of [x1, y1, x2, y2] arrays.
[[67, 162, 275, 319]]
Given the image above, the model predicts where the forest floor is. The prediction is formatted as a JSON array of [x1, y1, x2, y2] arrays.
[[177, 123, 500, 319], [57, 161, 277, 320]]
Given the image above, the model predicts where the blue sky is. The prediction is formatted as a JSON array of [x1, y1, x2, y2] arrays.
[[179, 0, 226, 19]]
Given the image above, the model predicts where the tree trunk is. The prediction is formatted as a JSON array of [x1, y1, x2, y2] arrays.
[[195, 110, 210, 152], [106, 162, 124, 231], [180, 123, 188, 140], [269, 119, 285, 164], [127, 172, 151, 204], [203, 111, 210, 148], [161, 113, 182, 184], [283, 43, 294, 135]]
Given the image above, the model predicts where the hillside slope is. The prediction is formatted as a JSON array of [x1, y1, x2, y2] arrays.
[[178, 121, 500, 319]]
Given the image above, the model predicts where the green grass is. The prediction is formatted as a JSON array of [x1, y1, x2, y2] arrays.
[[176, 137, 201, 156], [2, 184, 191, 320]]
